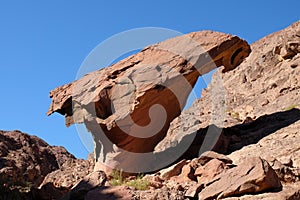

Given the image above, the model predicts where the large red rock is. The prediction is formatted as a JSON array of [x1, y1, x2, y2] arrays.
[[47, 31, 250, 173], [199, 157, 282, 200]]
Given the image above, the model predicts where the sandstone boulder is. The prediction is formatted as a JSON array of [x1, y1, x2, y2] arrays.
[[66, 171, 107, 200], [85, 186, 135, 200], [158, 159, 187, 180], [223, 182, 300, 200], [195, 158, 228, 185], [47, 31, 250, 173], [199, 157, 282, 200], [228, 119, 300, 178], [194, 150, 232, 166]]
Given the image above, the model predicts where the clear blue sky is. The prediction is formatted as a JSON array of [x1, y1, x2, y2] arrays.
[[0, 1, 299, 159]]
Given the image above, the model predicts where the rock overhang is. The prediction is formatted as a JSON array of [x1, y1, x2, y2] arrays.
[[47, 30, 251, 172]]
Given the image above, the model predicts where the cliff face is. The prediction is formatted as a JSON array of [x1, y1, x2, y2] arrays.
[[1, 21, 300, 200]]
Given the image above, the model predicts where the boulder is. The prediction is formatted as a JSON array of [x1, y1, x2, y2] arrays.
[[227, 119, 300, 185], [40, 154, 94, 189], [158, 159, 187, 180], [85, 186, 134, 200], [199, 157, 282, 200], [223, 182, 300, 200], [194, 150, 232, 166], [195, 158, 228, 185], [47, 31, 250, 173], [67, 171, 107, 200]]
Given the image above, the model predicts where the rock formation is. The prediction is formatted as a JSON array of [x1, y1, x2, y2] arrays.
[[0, 130, 74, 187], [47, 30, 250, 173], [156, 20, 300, 159], [153, 20, 300, 199], [1, 21, 300, 200], [0, 130, 92, 199]]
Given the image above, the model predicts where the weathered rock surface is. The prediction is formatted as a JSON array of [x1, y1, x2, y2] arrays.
[[40, 152, 94, 189], [0, 130, 81, 199], [47, 30, 250, 172], [66, 171, 107, 200], [152, 20, 300, 200], [155, 20, 300, 162], [2, 21, 300, 200], [199, 157, 282, 199], [194, 158, 228, 185], [85, 186, 136, 200], [223, 182, 300, 200], [158, 159, 187, 180], [194, 150, 232, 165], [0, 130, 75, 188], [135, 185, 186, 200], [228, 119, 300, 180]]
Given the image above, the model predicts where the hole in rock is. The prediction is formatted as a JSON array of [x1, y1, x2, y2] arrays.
[[184, 69, 215, 110]]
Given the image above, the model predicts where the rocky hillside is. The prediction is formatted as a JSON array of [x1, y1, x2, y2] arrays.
[[0, 21, 300, 200], [0, 130, 94, 199]]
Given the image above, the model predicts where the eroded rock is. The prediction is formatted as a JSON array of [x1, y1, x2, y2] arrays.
[[47, 30, 250, 173], [155, 20, 300, 168], [158, 159, 187, 180], [199, 157, 282, 200], [0, 130, 75, 188], [67, 171, 107, 200], [40, 152, 95, 189], [195, 158, 228, 185]]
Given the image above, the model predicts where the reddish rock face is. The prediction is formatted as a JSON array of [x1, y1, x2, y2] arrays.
[[199, 157, 282, 200], [0, 130, 75, 188], [47, 31, 250, 173]]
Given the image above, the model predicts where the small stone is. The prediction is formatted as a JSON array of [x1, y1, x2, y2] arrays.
[[195, 159, 228, 185], [159, 160, 187, 180]]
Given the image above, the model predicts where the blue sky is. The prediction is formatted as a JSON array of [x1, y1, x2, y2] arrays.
[[0, 1, 299, 159]]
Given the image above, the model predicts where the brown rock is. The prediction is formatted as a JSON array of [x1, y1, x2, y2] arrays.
[[142, 175, 163, 189], [154, 20, 300, 168], [228, 119, 300, 178], [168, 161, 199, 184], [0, 130, 75, 188], [32, 182, 69, 200], [137, 185, 185, 200], [40, 156, 94, 189], [158, 159, 187, 180], [199, 157, 282, 200], [174, 164, 196, 182], [223, 182, 300, 200], [85, 186, 135, 200], [195, 158, 228, 185], [47, 30, 250, 173], [194, 151, 232, 166], [184, 182, 204, 198], [67, 171, 107, 199]]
